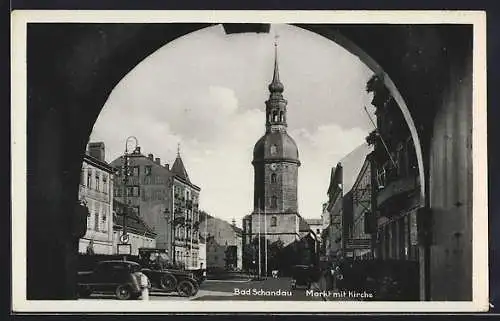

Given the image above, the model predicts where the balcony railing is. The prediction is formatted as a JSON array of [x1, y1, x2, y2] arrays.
[[376, 175, 419, 211]]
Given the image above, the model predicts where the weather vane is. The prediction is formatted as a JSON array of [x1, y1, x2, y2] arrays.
[[177, 142, 181, 156]]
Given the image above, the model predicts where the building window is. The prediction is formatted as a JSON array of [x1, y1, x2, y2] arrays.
[[271, 196, 277, 209], [94, 211, 99, 231], [87, 212, 91, 230], [145, 165, 152, 176], [271, 216, 277, 227], [95, 172, 100, 191], [87, 170, 92, 187], [270, 145, 277, 155], [103, 175, 108, 194], [271, 173, 277, 183], [127, 186, 140, 197], [101, 212, 107, 231]]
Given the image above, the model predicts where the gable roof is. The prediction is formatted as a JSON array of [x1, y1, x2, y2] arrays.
[[113, 200, 156, 237]]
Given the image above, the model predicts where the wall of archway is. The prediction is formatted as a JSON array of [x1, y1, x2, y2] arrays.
[[24, 23, 474, 301]]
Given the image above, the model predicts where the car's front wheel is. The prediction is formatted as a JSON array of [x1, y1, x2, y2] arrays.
[[160, 274, 177, 292], [116, 285, 132, 300], [177, 280, 196, 297]]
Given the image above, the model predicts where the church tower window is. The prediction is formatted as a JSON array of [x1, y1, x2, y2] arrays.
[[270, 144, 277, 155], [271, 173, 277, 183], [271, 216, 277, 227], [271, 196, 278, 209]]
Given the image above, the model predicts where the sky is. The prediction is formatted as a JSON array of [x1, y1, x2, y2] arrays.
[[89, 24, 376, 227]]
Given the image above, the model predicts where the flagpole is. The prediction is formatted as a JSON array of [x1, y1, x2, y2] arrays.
[[264, 203, 268, 278], [258, 199, 261, 279]]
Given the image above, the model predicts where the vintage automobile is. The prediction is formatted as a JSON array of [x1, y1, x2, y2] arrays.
[[77, 260, 144, 300], [137, 248, 200, 297], [186, 268, 206, 285], [290, 264, 320, 290], [290, 264, 314, 290]]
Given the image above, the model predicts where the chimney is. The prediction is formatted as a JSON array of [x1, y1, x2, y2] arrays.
[[155, 157, 161, 165], [164, 163, 170, 171], [148, 153, 154, 161], [87, 142, 105, 162]]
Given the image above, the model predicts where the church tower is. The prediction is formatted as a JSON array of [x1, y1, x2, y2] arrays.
[[251, 40, 301, 246]]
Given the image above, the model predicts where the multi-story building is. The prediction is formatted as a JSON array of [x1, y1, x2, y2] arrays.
[[365, 74, 421, 262], [111, 146, 201, 269], [171, 152, 201, 269], [200, 214, 242, 271], [344, 154, 374, 259], [78, 142, 114, 255], [112, 200, 157, 256], [323, 164, 344, 262], [110, 147, 173, 253]]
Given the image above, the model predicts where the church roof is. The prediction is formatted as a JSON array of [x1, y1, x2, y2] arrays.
[[268, 41, 284, 94], [253, 131, 300, 163], [171, 155, 191, 184]]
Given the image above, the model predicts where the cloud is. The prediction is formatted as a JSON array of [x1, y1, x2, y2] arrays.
[[289, 124, 369, 216]]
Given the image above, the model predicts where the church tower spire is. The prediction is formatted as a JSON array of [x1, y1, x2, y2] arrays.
[[265, 37, 288, 133], [269, 40, 284, 94]]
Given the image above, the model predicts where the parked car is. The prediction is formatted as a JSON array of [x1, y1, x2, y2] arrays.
[[137, 248, 200, 297], [290, 264, 317, 290], [186, 268, 206, 285], [77, 260, 144, 300]]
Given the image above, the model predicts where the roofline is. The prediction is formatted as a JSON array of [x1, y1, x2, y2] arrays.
[[350, 155, 372, 192], [173, 175, 201, 191], [83, 154, 114, 173], [113, 224, 157, 237], [252, 158, 301, 166]]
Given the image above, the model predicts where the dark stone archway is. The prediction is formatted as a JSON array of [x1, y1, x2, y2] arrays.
[[24, 23, 473, 301]]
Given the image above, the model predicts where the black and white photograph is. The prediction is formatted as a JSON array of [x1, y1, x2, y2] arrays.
[[11, 10, 488, 312]]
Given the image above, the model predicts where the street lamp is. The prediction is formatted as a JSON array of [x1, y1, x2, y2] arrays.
[[120, 136, 138, 259], [163, 207, 174, 266]]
